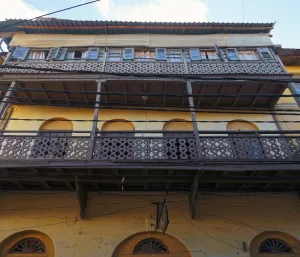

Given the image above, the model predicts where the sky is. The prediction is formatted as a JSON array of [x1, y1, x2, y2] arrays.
[[0, 0, 299, 48]]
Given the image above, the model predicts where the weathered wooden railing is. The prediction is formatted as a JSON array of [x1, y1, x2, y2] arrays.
[[1, 60, 286, 75], [0, 131, 299, 162]]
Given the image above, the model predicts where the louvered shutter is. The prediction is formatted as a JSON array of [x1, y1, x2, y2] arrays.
[[86, 47, 100, 60], [156, 48, 167, 61], [189, 48, 201, 61], [257, 48, 273, 60], [46, 47, 60, 60], [123, 48, 134, 60], [12, 46, 29, 60], [55, 48, 67, 61], [214, 43, 225, 61]]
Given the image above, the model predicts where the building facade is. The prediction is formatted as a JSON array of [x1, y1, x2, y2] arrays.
[[0, 19, 299, 257]]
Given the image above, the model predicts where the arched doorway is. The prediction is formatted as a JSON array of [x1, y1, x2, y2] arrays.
[[226, 120, 262, 159], [163, 119, 195, 160], [112, 232, 191, 257], [100, 119, 135, 159], [0, 230, 55, 257], [33, 118, 73, 159]]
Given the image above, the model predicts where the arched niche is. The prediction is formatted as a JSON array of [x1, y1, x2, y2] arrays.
[[226, 120, 259, 131], [101, 119, 135, 132], [163, 119, 193, 132], [112, 232, 191, 257], [39, 118, 73, 132], [0, 230, 55, 257]]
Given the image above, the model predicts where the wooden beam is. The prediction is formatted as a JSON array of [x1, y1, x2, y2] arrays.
[[56, 168, 73, 190], [61, 83, 70, 106], [75, 180, 88, 219], [196, 85, 205, 106], [181, 87, 186, 106], [143, 169, 148, 190], [123, 83, 128, 104], [214, 85, 225, 107], [82, 84, 89, 103], [0, 81, 16, 118], [87, 80, 102, 161], [42, 181, 51, 190], [13, 181, 25, 189], [251, 84, 265, 108], [88, 169, 100, 190], [163, 83, 168, 106], [19, 82, 33, 103], [40, 83, 51, 104], [189, 171, 200, 219], [232, 85, 243, 107], [187, 81, 202, 160]]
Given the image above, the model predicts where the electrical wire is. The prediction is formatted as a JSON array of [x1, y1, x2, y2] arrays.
[[0, 0, 101, 31]]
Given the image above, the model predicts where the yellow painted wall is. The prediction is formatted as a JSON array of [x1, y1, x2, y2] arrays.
[[5, 105, 278, 134], [286, 66, 300, 75], [0, 192, 300, 257], [10, 33, 273, 48]]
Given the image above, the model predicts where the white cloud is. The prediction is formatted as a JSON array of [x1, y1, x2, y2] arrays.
[[95, 0, 208, 22], [0, 0, 45, 21]]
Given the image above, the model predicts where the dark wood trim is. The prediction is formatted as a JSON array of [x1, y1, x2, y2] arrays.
[[189, 171, 200, 219], [0, 81, 16, 118], [75, 180, 88, 219]]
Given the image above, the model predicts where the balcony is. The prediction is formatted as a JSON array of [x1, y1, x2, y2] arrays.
[[0, 131, 299, 165]]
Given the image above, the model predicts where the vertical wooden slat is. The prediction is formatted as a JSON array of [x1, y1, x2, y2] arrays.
[[186, 81, 202, 160], [0, 81, 16, 119], [87, 80, 102, 161]]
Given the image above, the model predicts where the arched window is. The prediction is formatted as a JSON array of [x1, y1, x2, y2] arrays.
[[250, 232, 298, 257], [163, 119, 193, 138], [133, 238, 169, 254], [9, 238, 46, 254], [226, 120, 259, 133], [0, 230, 54, 257], [32, 118, 73, 159], [259, 239, 293, 254]]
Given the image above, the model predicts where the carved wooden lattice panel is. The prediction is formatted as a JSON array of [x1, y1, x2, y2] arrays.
[[286, 138, 300, 158], [233, 137, 265, 159], [260, 137, 293, 160], [93, 137, 197, 160], [188, 62, 285, 74], [0, 136, 89, 160], [105, 62, 187, 74], [0, 62, 103, 73], [199, 137, 237, 159]]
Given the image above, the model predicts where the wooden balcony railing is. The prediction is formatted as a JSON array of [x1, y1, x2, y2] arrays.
[[0, 131, 299, 163]]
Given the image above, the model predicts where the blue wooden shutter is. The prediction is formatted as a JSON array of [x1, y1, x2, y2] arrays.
[[156, 48, 167, 61], [55, 48, 67, 61], [86, 47, 100, 60], [12, 46, 29, 60], [46, 47, 60, 60], [123, 48, 134, 60], [257, 48, 273, 60], [226, 48, 239, 61], [189, 48, 201, 61]]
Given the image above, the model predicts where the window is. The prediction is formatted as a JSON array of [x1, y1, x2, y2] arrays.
[[238, 49, 260, 61], [156, 48, 167, 61], [226, 48, 239, 61], [167, 49, 182, 62], [86, 47, 104, 61], [258, 48, 274, 60], [107, 48, 123, 61], [10, 238, 46, 253], [12, 46, 30, 60], [259, 239, 292, 254], [66, 49, 88, 60], [134, 48, 156, 61], [46, 47, 67, 61], [27, 50, 48, 60], [123, 48, 134, 60], [133, 238, 169, 254], [186, 49, 220, 62], [189, 48, 201, 61]]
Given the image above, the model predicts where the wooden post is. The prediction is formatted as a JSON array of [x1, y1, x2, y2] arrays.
[[189, 171, 200, 219], [87, 80, 102, 161], [0, 81, 16, 119], [186, 81, 202, 160], [75, 180, 88, 219]]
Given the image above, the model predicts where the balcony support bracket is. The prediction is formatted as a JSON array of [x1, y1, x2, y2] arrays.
[[189, 171, 200, 219], [76, 180, 88, 219]]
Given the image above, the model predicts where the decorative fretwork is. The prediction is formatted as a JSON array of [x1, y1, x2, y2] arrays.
[[10, 238, 46, 253], [259, 239, 292, 254], [133, 238, 169, 254], [93, 137, 197, 160], [105, 62, 187, 74], [0, 134, 300, 161], [1, 60, 286, 75], [187, 62, 286, 74], [0, 136, 90, 160], [0, 62, 103, 73]]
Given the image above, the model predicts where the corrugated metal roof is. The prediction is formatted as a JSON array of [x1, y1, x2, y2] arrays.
[[0, 18, 275, 35]]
